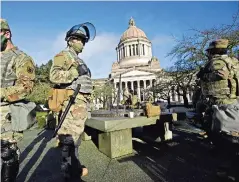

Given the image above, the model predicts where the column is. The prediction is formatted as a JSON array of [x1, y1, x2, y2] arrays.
[[125, 45, 128, 57], [137, 80, 141, 102], [134, 44, 137, 56], [117, 50, 119, 61], [116, 48, 119, 61], [150, 46, 152, 57], [144, 45, 147, 56], [143, 80, 146, 89], [150, 79, 152, 88], [187, 92, 190, 102], [169, 91, 173, 102], [120, 81, 123, 101], [125, 81, 128, 91], [138, 43, 140, 56], [120, 47, 123, 59]]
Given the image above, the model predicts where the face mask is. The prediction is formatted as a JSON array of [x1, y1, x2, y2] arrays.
[[69, 41, 84, 53], [1, 34, 8, 51]]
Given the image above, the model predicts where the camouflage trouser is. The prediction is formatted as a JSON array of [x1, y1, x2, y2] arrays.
[[1, 105, 24, 142], [57, 93, 89, 144], [1, 105, 12, 140]]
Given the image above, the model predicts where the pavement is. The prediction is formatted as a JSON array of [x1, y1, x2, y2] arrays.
[[16, 121, 238, 182]]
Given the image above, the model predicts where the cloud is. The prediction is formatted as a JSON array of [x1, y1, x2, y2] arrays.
[[80, 32, 120, 78], [16, 32, 177, 79]]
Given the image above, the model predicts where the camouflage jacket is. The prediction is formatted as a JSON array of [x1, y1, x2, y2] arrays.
[[0, 47, 35, 103], [49, 47, 92, 94], [199, 54, 239, 105]]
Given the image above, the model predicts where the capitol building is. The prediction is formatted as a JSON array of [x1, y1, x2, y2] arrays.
[[93, 18, 193, 105]]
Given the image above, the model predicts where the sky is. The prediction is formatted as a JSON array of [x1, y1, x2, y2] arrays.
[[1, 1, 238, 78]]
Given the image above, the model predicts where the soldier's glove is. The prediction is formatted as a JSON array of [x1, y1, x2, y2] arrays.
[[77, 64, 91, 77]]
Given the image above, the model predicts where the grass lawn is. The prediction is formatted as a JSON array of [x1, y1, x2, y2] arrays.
[[36, 111, 48, 129]]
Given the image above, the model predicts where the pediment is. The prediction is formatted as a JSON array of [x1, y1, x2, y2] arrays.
[[111, 69, 156, 79]]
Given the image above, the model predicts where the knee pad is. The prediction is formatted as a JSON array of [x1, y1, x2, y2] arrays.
[[62, 145, 70, 158], [61, 136, 74, 156]]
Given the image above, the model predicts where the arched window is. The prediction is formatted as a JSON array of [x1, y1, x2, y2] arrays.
[[136, 44, 138, 55], [123, 47, 125, 58], [133, 44, 135, 56]]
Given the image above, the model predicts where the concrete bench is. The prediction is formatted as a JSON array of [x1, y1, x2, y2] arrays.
[[143, 112, 177, 142], [84, 116, 158, 159]]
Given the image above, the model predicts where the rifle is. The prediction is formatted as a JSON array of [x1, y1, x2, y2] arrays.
[[52, 84, 81, 138]]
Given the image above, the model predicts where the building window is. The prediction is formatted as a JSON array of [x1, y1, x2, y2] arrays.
[[136, 44, 138, 55], [129, 45, 132, 56], [132, 44, 135, 56], [123, 47, 125, 58], [142, 44, 145, 55]]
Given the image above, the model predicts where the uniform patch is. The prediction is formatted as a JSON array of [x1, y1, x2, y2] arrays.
[[27, 66, 34, 74]]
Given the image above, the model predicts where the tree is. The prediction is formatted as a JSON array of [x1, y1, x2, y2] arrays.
[[164, 11, 239, 107], [35, 60, 52, 83], [27, 60, 53, 104], [168, 11, 239, 69], [167, 66, 196, 107], [27, 82, 51, 104], [93, 83, 117, 109], [153, 70, 174, 105]]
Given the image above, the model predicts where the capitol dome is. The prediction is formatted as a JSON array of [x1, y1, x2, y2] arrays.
[[115, 17, 153, 68], [120, 18, 148, 43]]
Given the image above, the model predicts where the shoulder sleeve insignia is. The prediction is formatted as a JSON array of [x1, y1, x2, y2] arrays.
[[27, 66, 34, 74]]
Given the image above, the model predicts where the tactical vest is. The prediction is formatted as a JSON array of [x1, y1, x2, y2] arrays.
[[0, 48, 25, 88], [63, 48, 92, 94], [201, 55, 239, 100]]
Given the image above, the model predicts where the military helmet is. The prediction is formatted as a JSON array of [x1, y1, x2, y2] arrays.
[[0, 18, 10, 31], [206, 39, 229, 51], [65, 22, 96, 43]]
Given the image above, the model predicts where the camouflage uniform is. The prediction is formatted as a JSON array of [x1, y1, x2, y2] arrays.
[[50, 47, 91, 143], [132, 94, 140, 109], [1, 18, 35, 182], [198, 39, 239, 181], [0, 19, 36, 142], [49, 23, 95, 179], [198, 39, 239, 143]]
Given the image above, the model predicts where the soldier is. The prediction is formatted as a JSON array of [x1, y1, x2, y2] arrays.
[[197, 39, 239, 179], [131, 90, 140, 109], [49, 22, 96, 180], [0, 18, 36, 181]]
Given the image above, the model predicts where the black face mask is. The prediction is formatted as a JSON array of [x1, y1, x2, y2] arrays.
[[1, 34, 8, 51]]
